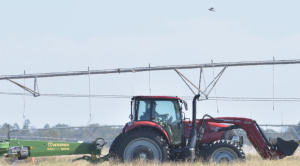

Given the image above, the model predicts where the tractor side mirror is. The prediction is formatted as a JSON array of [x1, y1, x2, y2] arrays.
[[183, 100, 188, 111]]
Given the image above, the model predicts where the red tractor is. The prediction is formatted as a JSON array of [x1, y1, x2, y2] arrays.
[[109, 95, 299, 163]]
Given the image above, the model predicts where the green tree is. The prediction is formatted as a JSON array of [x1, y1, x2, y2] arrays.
[[44, 124, 50, 129], [12, 123, 20, 130], [2, 123, 12, 129], [23, 119, 31, 129]]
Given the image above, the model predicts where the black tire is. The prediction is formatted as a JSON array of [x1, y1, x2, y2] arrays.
[[109, 127, 170, 163], [109, 133, 123, 156], [204, 140, 245, 164]]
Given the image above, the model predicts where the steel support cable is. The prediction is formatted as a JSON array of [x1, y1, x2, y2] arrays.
[[2, 92, 300, 101], [198, 67, 202, 95], [2, 91, 300, 101], [211, 96, 300, 100], [288, 134, 300, 145], [85, 67, 95, 139], [149, 64, 151, 96], [33, 77, 40, 97], [205, 99, 300, 102], [77, 67, 95, 140], [0, 92, 132, 98], [174, 69, 208, 98], [23, 70, 25, 118], [175, 69, 197, 96], [291, 125, 300, 140], [273, 57, 275, 110], [85, 127, 97, 138], [88, 67, 92, 118], [198, 67, 226, 97], [205, 67, 227, 97], [202, 68, 207, 90], [211, 60, 219, 113], [194, 67, 226, 101]]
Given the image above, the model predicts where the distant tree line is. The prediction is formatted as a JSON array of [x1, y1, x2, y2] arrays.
[[0, 119, 122, 146]]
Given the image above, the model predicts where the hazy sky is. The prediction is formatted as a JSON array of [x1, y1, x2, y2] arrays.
[[0, 0, 300, 129]]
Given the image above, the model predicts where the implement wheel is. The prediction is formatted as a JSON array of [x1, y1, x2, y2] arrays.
[[205, 140, 245, 164], [109, 128, 169, 163]]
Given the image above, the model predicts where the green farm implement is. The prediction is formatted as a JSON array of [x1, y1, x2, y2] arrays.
[[0, 138, 109, 164]]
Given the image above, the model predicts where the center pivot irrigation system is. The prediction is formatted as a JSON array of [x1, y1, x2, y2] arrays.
[[1, 59, 300, 164]]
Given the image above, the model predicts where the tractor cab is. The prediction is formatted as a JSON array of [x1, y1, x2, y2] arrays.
[[130, 96, 186, 145]]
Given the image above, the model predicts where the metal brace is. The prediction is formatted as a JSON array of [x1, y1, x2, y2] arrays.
[[174, 69, 208, 98], [7, 77, 40, 97], [202, 66, 226, 98], [175, 66, 227, 100]]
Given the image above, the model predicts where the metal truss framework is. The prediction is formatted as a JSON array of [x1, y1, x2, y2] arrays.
[[0, 59, 299, 80], [1, 59, 300, 99]]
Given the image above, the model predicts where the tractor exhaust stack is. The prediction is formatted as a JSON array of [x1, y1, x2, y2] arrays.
[[184, 94, 200, 161]]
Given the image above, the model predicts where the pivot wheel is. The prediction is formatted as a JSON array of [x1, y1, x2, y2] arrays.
[[109, 128, 169, 163], [204, 140, 245, 164]]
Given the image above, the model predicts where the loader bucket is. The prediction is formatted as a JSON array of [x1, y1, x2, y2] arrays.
[[277, 138, 299, 156]]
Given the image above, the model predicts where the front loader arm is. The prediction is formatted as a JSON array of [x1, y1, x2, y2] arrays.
[[202, 116, 297, 159]]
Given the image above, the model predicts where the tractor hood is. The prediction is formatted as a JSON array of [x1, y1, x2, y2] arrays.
[[184, 120, 229, 143]]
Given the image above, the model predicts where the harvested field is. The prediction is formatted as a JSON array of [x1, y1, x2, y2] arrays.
[[1, 148, 299, 166]]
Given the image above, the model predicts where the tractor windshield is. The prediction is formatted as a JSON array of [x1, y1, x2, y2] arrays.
[[151, 100, 181, 122]]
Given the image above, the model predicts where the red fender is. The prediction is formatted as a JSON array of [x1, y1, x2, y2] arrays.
[[122, 121, 171, 144]]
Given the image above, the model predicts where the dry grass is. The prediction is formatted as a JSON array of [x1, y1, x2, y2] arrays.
[[1, 149, 300, 166]]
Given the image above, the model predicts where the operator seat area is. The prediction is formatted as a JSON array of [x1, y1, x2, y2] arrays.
[[136, 99, 182, 145]]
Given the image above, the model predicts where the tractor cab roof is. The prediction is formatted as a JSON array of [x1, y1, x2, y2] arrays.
[[132, 96, 181, 100]]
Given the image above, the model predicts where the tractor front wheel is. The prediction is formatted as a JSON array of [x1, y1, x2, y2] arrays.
[[204, 140, 245, 164], [109, 128, 169, 163]]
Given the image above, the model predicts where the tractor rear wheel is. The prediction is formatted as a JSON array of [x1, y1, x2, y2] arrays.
[[204, 140, 245, 164], [109, 128, 170, 163], [109, 133, 123, 160]]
